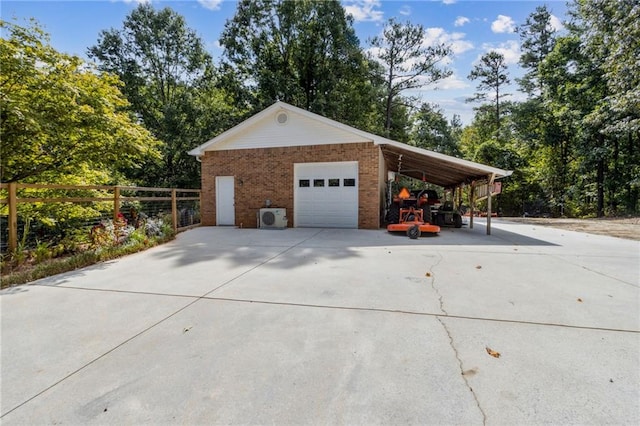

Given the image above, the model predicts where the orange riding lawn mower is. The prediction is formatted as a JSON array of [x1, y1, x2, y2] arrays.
[[385, 187, 440, 239], [385, 187, 465, 239]]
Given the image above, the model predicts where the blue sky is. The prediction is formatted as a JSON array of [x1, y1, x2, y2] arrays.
[[2, 0, 568, 124]]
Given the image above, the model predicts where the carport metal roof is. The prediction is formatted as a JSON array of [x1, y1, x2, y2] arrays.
[[376, 139, 512, 189]]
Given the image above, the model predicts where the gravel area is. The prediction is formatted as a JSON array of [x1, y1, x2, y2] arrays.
[[501, 217, 640, 241]]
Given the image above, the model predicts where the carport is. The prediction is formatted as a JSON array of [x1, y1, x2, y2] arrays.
[[377, 139, 512, 235]]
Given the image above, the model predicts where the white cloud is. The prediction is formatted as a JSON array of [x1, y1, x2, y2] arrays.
[[403, 73, 468, 91], [198, 0, 223, 11], [399, 5, 411, 16], [343, 0, 384, 22], [423, 27, 474, 56], [479, 40, 521, 65], [454, 16, 470, 27], [442, 0, 457, 4], [491, 15, 516, 33], [549, 14, 564, 32], [119, 0, 151, 4], [431, 74, 469, 90], [429, 97, 475, 124]]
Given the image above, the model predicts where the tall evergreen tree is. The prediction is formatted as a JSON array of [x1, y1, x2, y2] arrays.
[[369, 18, 451, 137], [516, 5, 559, 96], [467, 51, 510, 131]]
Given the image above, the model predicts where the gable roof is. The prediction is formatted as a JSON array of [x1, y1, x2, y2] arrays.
[[188, 101, 511, 188]]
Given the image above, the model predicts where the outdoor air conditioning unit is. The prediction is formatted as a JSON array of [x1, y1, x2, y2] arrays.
[[259, 208, 287, 229]]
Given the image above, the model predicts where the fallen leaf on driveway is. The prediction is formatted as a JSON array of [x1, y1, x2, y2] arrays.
[[485, 347, 501, 358], [577, 298, 583, 302], [425, 272, 432, 277], [475, 265, 482, 269]]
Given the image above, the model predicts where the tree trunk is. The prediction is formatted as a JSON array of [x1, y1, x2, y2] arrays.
[[495, 86, 500, 130], [610, 136, 619, 213], [626, 131, 638, 213], [385, 79, 393, 136], [596, 134, 605, 218]]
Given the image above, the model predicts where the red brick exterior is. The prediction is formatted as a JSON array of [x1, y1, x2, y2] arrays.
[[200, 142, 381, 229]]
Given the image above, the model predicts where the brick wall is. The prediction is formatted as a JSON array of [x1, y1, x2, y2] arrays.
[[200, 142, 381, 229]]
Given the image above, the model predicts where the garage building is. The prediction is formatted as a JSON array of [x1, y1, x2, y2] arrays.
[[188, 101, 511, 231]]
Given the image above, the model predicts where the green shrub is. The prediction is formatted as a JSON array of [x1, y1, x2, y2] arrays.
[[1, 232, 176, 289]]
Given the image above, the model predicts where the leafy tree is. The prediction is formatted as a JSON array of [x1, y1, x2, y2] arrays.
[[220, 0, 379, 131], [89, 4, 229, 187], [511, 6, 565, 213], [0, 19, 159, 184], [576, 0, 640, 136], [369, 18, 452, 137], [467, 51, 510, 130], [575, 0, 639, 213], [465, 1, 639, 217], [411, 103, 460, 156]]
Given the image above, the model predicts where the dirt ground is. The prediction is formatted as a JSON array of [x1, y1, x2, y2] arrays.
[[501, 217, 640, 241]]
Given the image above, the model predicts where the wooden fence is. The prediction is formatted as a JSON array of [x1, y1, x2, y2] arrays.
[[0, 183, 201, 252]]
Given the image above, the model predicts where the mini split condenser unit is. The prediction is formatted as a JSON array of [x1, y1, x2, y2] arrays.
[[259, 208, 287, 229]]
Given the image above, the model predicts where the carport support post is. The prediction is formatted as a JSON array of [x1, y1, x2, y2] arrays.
[[486, 173, 495, 235], [469, 181, 475, 229]]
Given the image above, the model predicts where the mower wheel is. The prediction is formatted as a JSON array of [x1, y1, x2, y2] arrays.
[[407, 225, 421, 239], [422, 207, 431, 224], [387, 204, 400, 224]]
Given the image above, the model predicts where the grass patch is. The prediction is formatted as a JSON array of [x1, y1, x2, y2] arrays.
[[1, 233, 175, 289]]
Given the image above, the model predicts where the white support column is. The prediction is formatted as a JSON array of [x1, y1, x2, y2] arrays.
[[486, 174, 495, 235], [469, 181, 475, 229]]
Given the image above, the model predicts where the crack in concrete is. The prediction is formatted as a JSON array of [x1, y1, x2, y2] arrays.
[[437, 316, 487, 426], [427, 253, 446, 315], [429, 253, 487, 426]]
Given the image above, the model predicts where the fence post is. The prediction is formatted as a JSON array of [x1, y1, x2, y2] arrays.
[[113, 186, 120, 222], [8, 182, 17, 252], [171, 189, 177, 232]]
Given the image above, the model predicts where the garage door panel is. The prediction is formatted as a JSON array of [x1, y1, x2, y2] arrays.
[[294, 162, 358, 228]]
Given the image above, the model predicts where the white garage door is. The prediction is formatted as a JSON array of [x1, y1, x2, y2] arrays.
[[294, 162, 358, 228]]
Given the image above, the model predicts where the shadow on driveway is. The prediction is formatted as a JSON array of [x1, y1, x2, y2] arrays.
[[150, 224, 557, 271]]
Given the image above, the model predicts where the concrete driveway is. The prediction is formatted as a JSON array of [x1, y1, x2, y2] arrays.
[[1, 220, 639, 425]]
